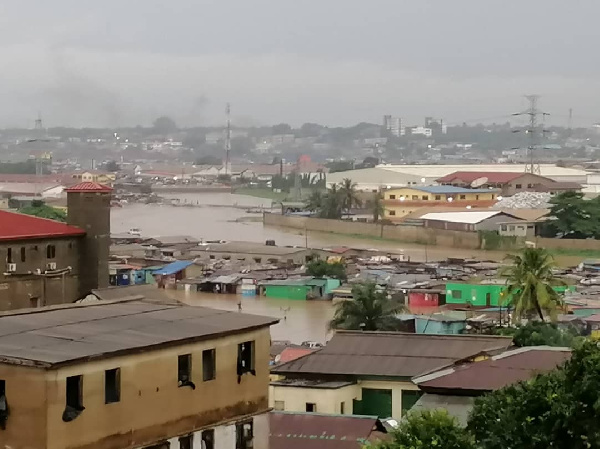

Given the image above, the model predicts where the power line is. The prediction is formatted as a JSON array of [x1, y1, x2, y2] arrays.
[[224, 103, 231, 176], [512, 95, 549, 175]]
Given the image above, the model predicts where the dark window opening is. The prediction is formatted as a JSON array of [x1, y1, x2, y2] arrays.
[[476, 195, 479, 200], [202, 429, 215, 449], [203, 349, 216, 381], [237, 341, 255, 382], [389, 194, 396, 199], [0, 380, 7, 430], [179, 434, 193, 449], [178, 354, 195, 389], [253, 257, 262, 263], [6, 248, 12, 264], [145, 442, 170, 449], [515, 184, 522, 189], [105, 368, 120, 404], [422, 195, 428, 200], [389, 210, 396, 216], [20, 247, 26, 263], [435, 195, 441, 200], [306, 403, 316, 412], [47, 245, 56, 259], [209, 255, 216, 260], [459, 195, 466, 200], [62, 375, 84, 422], [236, 420, 253, 449], [340, 401, 345, 414], [452, 290, 462, 299]]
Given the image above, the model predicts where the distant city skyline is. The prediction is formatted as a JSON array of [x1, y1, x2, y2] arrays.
[[1, 1, 600, 128]]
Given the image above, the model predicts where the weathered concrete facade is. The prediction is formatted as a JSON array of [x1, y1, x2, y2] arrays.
[[0, 320, 272, 449]]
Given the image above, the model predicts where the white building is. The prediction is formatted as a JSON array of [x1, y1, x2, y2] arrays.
[[383, 115, 405, 137], [410, 126, 433, 137]]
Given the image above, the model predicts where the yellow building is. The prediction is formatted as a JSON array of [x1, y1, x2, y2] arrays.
[[383, 186, 499, 220], [71, 171, 117, 186], [0, 299, 278, 449], [270, 331, 512, 420]]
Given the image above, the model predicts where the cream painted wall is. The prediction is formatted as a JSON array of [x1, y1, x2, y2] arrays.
[[31, 327, 272, 449], [270, 379, 420, 419]]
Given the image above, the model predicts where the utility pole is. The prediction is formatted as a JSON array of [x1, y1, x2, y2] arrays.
[[512, 95, 548, 175], [224, 103, 231, 176], [568, 108, 573, 138]]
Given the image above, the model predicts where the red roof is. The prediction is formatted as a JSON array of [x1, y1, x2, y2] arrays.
[[0, 210, 85, 241], [278, 347, 315, 364], [65, 182, 113, 192], [436, 171, 527, 184], [415, 347, 571, 392]]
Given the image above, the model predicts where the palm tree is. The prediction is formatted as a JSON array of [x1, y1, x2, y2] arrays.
[[339, 178, 362, 215], [305, 190, 324, 212], [367, 191, 385, 223], [319, 184, 343, 219], [501, 248, 565, 322], [329, 282, 407, 331]]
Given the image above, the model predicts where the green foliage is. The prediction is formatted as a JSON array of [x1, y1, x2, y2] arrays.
[[468, 341, 600, 449], [152, 116, 178, 134], [271, 123, 292, 134], [339, 178, 362, 213], [368, 410, 475, 449], [493, 321, 582, 347], [305, 190, 324, 212], [501, 248, 565, 322], [329, 282, 407, 331], [19, 202, 67, 222], [546, 191, 600, 238], [305, 259, 346, 280], [0, 160, 46, 174], [104, 160, 120, 172], [195, 155, 222, 165], [478, 230, 517, 250], [367, 191, 385, 223]]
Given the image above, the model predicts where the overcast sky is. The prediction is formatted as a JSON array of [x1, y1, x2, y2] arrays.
[[1, 0, 600, 128]]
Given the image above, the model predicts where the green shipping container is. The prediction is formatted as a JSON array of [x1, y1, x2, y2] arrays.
[[445, 283, 576, 307], [264, 284, 311, 300]]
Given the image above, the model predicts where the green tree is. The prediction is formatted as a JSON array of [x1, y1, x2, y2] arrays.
[[501, 248, 565, 322], [271, 123, 292, 135], [468, 341, 600, 449], [195, 155, 222, 165], [318, 184, 343, 219], [339, 178, 362, 214], [329, 282, 407, 331], [306, 259, 346, 280], [367, 191, 385, 222], [19, 200, 67, 222], [367, 410, 475, 449], [546, 191, 600, 238], [493, 321, 582, 347], [305, 190, 324, 212], [104, 160, 119, 172]]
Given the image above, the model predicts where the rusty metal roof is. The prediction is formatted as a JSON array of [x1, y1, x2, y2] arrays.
[[0, 300, 278, 368], [272, 331, 512, 379], [414, 346, 571, 392], [270, 412, 387, 449]]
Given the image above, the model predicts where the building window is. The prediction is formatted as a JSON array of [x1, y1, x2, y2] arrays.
[[237, 341, 255, 380], [63, 375, 83, 422], [178, 354, 194, 388], [6, 248, 12, 264], [476, 195, 479, 200], [389, 194, 396, 199], [501, 225, 507, 231], [527, 183, 534, 188], [389, 210, 396, 216], [47, 245, 56, 259], [411, 195, 418, 200], [202, 349, 216, 381], [253, 257, 262, 263], [340, 402, 345, 414], [491, 194, 495, 199], [435, 195, 441, 200], [515, 184, 522, 189], [0, 380, 6, 430], [459, 195, 466, 200], [274, 400, 285, 411], [452, 290, 462, 299], [306, 403, 317, 412], [105, 368, 120, 404], [179, 435, 193, 449], [422, 195, 428, 200], [236, 420, 254, 449], [209, 255, 215, 260], [202, 430, 215, 449]]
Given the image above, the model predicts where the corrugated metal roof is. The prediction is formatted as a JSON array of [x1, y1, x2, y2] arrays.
[[0, 210, 85, 241], [0, 301, 278, 367], [420, 211, 504, 224], [272, 331, 512, 379], [402, 186, 498, 194], [152, 260, 193, 275], [270, 412, 386, 449], [413, 346, 571, 392], [436, 171, 525, 184]]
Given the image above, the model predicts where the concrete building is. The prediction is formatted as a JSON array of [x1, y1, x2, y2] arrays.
[[326, 164, 590, 191], [0, 299, 277, 449], [270, 331, 512, 420], [419, 210, 522, 232], [383, 115, 405, 137], [436, 171, 581, 196], [0, 182, 111, 310], [408, 126, 433, 137], [383, 186, 498, 220]]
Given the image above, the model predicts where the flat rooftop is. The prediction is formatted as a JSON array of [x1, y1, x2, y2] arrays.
[[0, 300, 278, 368], [192, 241, 312, 256]]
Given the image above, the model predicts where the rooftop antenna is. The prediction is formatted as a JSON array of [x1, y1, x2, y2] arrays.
[[512, 95, 549, 175], [224, 103, 231, 176]]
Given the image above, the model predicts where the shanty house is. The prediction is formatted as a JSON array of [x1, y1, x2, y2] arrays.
[[270, 331, 512, 420], [153, 260, 194, 289], [261, 278, 341, 300]]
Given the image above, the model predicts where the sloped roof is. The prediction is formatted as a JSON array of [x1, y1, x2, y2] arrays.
[[65, 182, 113, 192], [397, 185, 498, 194], [272, 331, 513, 379], [0, 300, 278, 367], [436, 171, 526, 184], [413, 346, 571, 392], [152, 260, 193, 275], [0, 210, 85, 241], [420, 211, 509, 224], [270, 412, 387, 449]]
